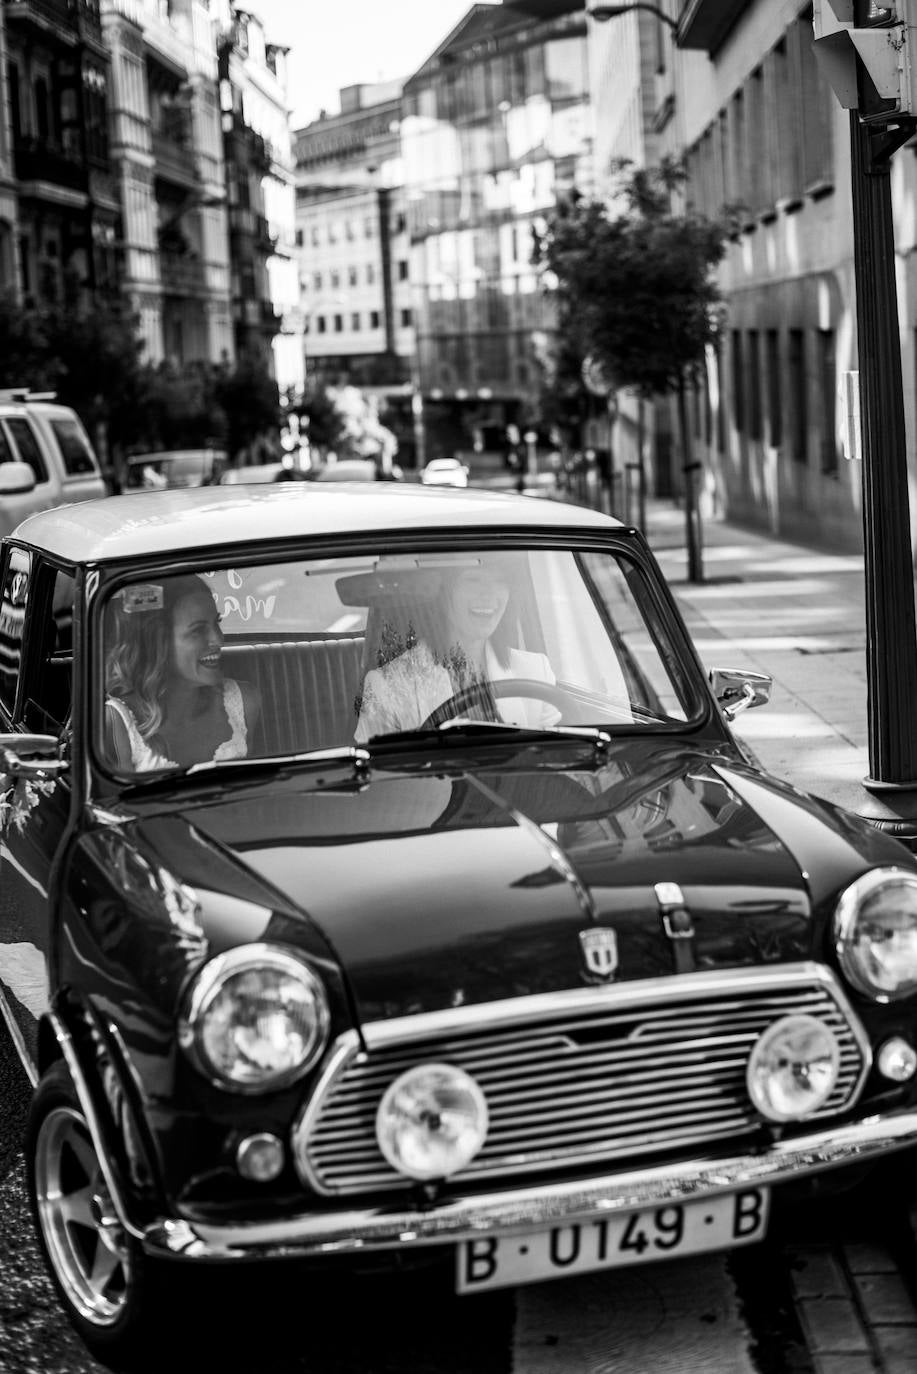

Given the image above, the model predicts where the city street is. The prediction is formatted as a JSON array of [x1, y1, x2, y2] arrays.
[[2, 487, 917, 1374]]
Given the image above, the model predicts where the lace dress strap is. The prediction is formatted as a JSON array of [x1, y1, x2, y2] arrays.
[[105, 698, 178, 771], [214, 679, 248, 760]]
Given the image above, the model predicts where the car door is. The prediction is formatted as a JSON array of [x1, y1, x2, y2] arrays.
[[0, 549, 77, 1076]]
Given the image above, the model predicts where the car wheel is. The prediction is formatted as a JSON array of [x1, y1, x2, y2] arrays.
[[25, 1060, 161, 1360]]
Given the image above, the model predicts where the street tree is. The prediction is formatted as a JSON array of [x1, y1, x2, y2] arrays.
[[536, 160, 735, 582], [212, 348, 281, 464]]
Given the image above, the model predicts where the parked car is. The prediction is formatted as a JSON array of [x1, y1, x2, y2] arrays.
[[3, 484, 917, 1361], [218, 460, 299, 484], [124, 449, 226, 490], [0, 388, 107, 537], [310, 457, 403, 482], [421, 456, 470, 487]]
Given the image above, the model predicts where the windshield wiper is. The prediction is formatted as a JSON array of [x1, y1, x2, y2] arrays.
[[119, 745, 372, 793], [370, 721, 612, 762]]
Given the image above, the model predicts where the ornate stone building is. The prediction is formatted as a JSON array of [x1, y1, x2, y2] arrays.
[[101, 0, 232, 364], [3, 0, 119, 307]]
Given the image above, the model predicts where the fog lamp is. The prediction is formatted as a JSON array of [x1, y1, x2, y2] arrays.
[[877, 1037, 917, 1083], [236, 1132, 284, 1182], [747, 1014, 840, 1122], [375, 1063, 488, 1181]]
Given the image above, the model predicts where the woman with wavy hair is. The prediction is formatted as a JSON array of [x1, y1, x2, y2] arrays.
[[104, 573, 260, 772]]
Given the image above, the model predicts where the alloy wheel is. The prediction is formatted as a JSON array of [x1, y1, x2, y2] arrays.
[[33, 1104, 132, 1326]]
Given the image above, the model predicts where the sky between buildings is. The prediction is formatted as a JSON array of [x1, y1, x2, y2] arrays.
[[248, 0, 500, 131]]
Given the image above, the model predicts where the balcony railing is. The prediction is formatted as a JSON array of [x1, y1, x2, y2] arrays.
[[151, 131, 198, 190], [14, 138, 87, 193], [4, 0, 77, 38], [159, 251, 207, 297]]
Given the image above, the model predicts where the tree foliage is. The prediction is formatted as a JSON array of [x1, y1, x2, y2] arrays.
[[536, 159, 735, 398], [0, 295, 281, 461], [212, 347, 281, 461]]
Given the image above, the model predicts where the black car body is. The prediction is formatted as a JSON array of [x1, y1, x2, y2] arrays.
[[2, 484, 917, 1359]]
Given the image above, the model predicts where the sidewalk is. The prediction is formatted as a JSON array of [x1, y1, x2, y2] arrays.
[[641, 499, 872, 814]]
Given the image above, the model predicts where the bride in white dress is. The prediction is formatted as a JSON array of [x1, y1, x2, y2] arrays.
[[355, 560, 560, 742]]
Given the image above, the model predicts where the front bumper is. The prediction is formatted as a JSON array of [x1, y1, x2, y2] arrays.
[[143, 1108, 917, 1261]]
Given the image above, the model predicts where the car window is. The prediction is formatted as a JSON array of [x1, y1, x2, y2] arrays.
[[5, 418, 49, 483], [97, 547, 698, 776], [22, 565, 76, 735], [47, 418, 98, 476], [0, 423, 17, 465], [0, 546, 31, 719]]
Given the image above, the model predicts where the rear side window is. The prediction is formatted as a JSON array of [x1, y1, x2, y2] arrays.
[[0, 546, 31, 718], [48, 417, 98, 475], [5, 418, 48, 483], [0, 424, 16, 464]]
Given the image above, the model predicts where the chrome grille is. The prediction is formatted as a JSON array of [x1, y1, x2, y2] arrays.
[[296, 972, 868, 1196]]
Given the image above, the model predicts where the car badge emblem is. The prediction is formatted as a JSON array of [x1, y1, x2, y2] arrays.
[[579, 927, 619, 983]]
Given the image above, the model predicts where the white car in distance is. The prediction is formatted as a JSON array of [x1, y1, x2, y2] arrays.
[[421, 457, 470, 488]]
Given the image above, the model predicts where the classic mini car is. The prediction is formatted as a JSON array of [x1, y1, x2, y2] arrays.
[[3, 484, 917, 1360]]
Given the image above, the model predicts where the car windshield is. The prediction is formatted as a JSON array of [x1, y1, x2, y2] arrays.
[[98, 545, 699, 776]]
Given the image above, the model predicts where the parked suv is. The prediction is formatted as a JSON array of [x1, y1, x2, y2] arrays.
[[0, 389, 107, 538]]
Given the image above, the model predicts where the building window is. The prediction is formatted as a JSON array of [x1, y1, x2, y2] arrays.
[[818, 329, 838, 474], [328, 222, 338, 243], [313, 271, 323, 290], [333, 314, 343, 332], [351, 312, 361, 330], [789, 329, 807, 463], [310, 226, 320, 246], [370, 310, 380, 328], [747, 330, 762, 441], [295, 229, 303, 247], [398, 259, 408, 281], [731, 331, 745, 435], [316, 316, 327, 334], [330, 270, 340, 288], [365, 216, 375, 238], [348, 266, 358, 286], [766, 330, 782, 449], [400, 308, 412, 327], [366, 263, 375, 284], [345, 220, 355, 240]]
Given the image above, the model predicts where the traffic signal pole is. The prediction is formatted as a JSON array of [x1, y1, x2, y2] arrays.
[[849, 109, 917, 842]]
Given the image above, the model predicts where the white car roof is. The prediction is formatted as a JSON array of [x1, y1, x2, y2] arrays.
[[10, 484, 619, 564]]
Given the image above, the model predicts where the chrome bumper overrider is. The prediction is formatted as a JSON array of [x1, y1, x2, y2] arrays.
[[143, 1109, 917, 1261]]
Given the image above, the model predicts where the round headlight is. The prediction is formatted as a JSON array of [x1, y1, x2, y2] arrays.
[[179, 944, 330, 1093], [376, 1063, 488, 1181], [835, 868, 917, 1002], [747, 1014, 841, 1122]]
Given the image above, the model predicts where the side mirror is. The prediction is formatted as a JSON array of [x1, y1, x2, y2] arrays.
[[0, 732, 69, 779], [709, 668, 773, 722], [0, 462, 37, 496]]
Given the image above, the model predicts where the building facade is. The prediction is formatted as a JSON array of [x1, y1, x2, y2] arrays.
[[401, 1, 593, 455], [217, 2, 301, 397], [4, 0, 119, 309], [677, 0, 864, 551], [294, 83, 414, 381], [101, 0, 233, 365], [0, 1, 19, 296]]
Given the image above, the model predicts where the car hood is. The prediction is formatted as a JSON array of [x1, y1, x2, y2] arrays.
[[157, 742, 895, 1023]]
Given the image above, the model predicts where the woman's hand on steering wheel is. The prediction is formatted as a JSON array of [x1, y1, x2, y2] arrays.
[[420, 678, 568, 730]]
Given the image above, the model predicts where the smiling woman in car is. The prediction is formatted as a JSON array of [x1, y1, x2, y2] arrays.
[[104, 572, 261, 771]]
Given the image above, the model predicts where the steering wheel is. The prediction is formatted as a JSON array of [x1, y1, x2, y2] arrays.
[[420, 678, 571, 730]]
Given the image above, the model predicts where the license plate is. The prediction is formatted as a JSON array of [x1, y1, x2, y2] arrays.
[[456, 1188, 769, 1294]]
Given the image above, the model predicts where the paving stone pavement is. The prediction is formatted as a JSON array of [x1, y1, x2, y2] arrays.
[[642, 499, 917, 1373], [642, 501, 873, 813]]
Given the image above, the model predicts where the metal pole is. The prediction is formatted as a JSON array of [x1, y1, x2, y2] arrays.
[[849, 111, 917, 797]]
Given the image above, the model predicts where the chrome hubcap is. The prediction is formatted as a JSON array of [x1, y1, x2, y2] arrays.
[[35, 1106, 131, 1326]]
